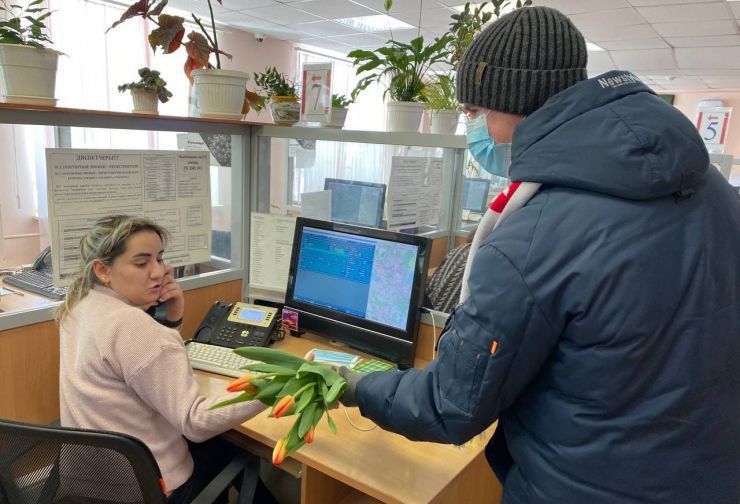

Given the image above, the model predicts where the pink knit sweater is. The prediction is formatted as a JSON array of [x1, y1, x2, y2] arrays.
[[59, 286, 265, 491]]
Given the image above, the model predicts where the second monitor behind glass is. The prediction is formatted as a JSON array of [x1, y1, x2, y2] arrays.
[[463, 178, 492, 214], [324, 178, 387, 229]]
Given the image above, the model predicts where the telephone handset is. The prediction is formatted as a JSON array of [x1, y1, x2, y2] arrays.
[[31, 246, 53, 273], [192, 301, 278, 349]]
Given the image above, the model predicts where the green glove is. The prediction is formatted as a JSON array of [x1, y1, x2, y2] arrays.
[[338, 366, 364, 407]]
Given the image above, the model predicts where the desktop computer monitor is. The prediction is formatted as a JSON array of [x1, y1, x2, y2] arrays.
[[284, 217, 430, 368], [462, 178, 491, 213], [323, 178, 386, 229]]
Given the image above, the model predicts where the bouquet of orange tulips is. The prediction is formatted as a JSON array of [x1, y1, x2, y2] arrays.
[[210, 347, 347, 465]]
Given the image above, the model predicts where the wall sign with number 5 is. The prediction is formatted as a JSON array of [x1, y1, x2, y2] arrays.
[[696, 106, 732, 154]]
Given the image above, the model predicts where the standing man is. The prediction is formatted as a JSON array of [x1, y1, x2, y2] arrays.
[[341, 6, 740, 503]]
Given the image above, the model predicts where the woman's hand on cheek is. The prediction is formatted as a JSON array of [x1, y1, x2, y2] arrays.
[[159, 265, 185, 323]]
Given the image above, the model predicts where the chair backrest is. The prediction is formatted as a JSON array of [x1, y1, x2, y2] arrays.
[[0, 419, 166, 504]]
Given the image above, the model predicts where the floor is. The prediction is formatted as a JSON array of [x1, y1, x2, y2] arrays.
[[228, 460, 301, 504]]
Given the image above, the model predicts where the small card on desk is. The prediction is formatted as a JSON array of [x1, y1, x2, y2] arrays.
[[353, 359, 395, 373], [307, 348, 360, 368]]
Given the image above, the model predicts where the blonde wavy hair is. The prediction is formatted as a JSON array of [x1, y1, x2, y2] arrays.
[[56, 215, 169, 321]]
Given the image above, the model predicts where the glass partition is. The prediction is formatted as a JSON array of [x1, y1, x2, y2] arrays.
[[0, 109, 248, 321]]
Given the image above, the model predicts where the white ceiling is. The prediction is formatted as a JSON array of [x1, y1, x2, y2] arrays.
[[170, 0, 740, 92]]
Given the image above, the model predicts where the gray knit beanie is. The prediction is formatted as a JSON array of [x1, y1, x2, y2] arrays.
[[457, 6, 587, 116]]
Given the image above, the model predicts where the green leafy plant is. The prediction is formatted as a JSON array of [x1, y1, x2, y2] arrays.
[[106, 0, 232, 80], [424, 74, 458, 111], [211, 347, 346, 465], [253, 66, 298, 99], [0, 0, 53, 48], [348, 0, 452, 103], [448, 1, 532, 70], [348, 35, 452, 103], [118, 67, 173, 103], [331, 94, 352, 109]]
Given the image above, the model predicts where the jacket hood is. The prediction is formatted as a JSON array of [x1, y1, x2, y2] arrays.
[[510, 71, 709, 200]]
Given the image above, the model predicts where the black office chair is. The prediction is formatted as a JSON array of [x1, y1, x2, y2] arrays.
[[0, 419, 259, 504]]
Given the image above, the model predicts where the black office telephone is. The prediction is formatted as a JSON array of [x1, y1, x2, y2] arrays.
[[31, 246, 53, 273], [3, 246, 67, 300], [192, 301, 278, 349]]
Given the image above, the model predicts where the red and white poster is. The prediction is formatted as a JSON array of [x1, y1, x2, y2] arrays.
[[696, 106, 732, 154], [300, 62, 332, 123]]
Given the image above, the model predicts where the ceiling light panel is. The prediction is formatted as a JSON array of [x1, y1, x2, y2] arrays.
[[243, 3, 323, 24], [298, 0, 377, 19], [295, 20, 363, 36], [392, 7, 457, 27], [334, 14, 413, 32]]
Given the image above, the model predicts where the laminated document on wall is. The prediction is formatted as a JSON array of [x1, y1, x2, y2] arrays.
[[249, 213, 296, 291], [387, 156, 444, 230], [47, 149, 212, 286]]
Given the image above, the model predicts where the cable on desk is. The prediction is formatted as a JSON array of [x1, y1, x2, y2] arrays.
[[342, 404, 377, 432], [421, 307, 439, 360]]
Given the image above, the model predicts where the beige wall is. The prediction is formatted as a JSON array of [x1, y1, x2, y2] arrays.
[[218, 28, 297, 123], [0, 126, 41, 269]]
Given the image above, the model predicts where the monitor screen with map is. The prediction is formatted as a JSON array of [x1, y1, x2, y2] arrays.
[[284, 218, 430, 368]]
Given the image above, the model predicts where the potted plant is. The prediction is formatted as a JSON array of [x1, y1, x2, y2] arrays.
[[108, 0, 248, 119], [327, 94, 352, 129], [424, 75, 460, 134], [348, 0, 451, 132], [253, 66, 300, 126], [0, 0, 61, 106], [118, 67, 172, 115]]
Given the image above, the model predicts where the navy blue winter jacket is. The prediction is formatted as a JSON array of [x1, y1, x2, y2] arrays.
[[356, 71, 740, 503]]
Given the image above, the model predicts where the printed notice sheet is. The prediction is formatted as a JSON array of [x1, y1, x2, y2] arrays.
[[47, 149, 212, 286], [250, 213, 296, 291], [387, 156, 444, 230]]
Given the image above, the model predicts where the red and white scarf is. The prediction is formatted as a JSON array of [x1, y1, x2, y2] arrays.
[[460, 181, 542, 303]]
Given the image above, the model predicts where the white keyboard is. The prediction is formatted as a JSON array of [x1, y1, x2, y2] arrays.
[[186, 341, 259, 378]]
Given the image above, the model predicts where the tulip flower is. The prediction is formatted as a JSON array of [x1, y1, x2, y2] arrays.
[[272, 395, 295, 418], [305, 425, 315, 444], [226, 373, 258, 394], [272, 437, 287, 466]]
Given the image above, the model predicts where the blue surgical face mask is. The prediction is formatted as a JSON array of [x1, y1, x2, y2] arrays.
[[466, 113, 512, 178]]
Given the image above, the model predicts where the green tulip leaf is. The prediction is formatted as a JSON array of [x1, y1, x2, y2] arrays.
[[294, 386, 316, 413], [240, 362, 297, 376], [326, 411, 337, 434], [234, 347, 306, 370], [298, 403, 319, 438], [323, 378, 347, 406], [209, 391, 256, 410], [277, 376, 316, 398], [296, 362, 341, 387]]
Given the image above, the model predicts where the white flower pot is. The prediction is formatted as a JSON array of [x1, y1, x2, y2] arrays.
[[429, 110, 461, 134], [0, 44, 60, 106], [387, 101, 424, 132], [131, 89, 159, 114], [191, 69, 248, 120], [326, 107, 348, 128], [269, 97, 300, 126]]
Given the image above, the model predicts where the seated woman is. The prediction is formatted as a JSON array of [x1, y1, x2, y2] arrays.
[[57, 215, 272, 503]]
